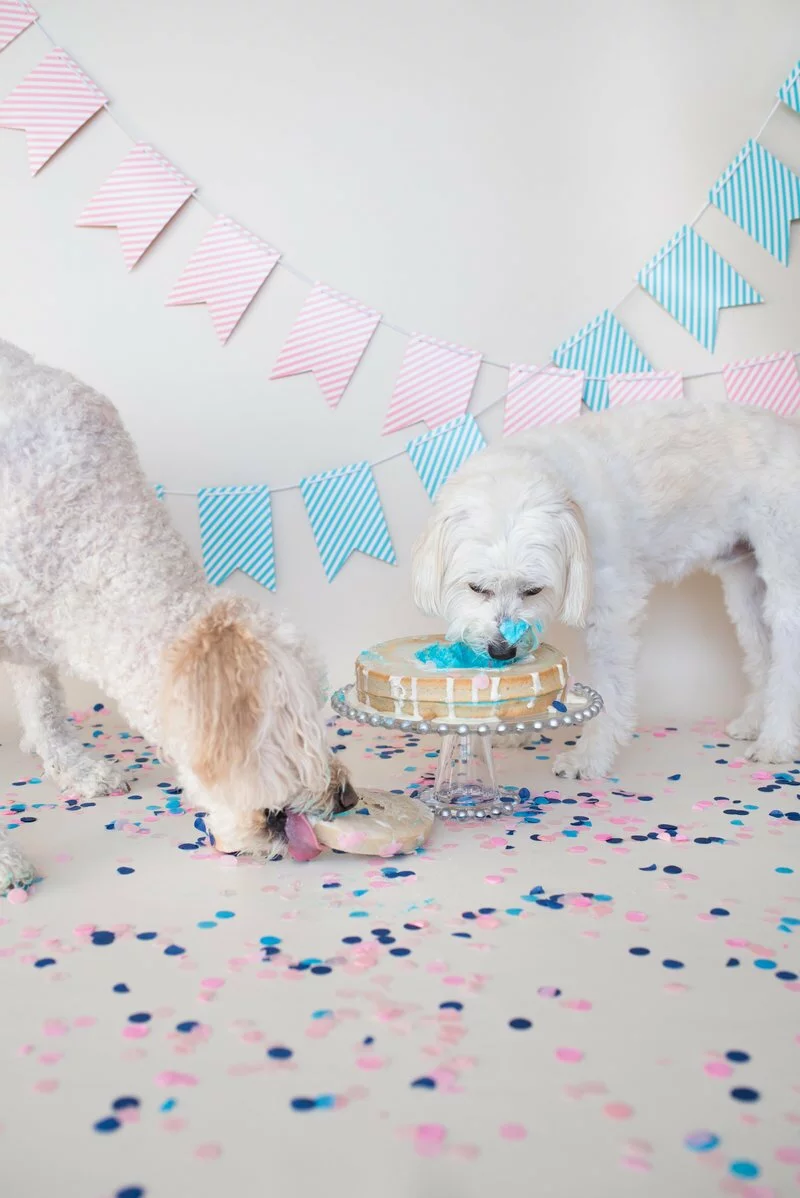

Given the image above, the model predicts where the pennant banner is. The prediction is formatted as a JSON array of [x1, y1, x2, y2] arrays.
[[0, 0, 36, 52], [551, 310, 652, 412], [300, 462, 394, 581], [383, 335, 482, 435], [0, 47, 106, 174], [76, 143, 195, 269], [406, 414, 486, 500], [778, 60, 800, 114], [722, 350, 800, 417], [607, 369, 684, 408], [166, 215, 280, 344], [154, 483, 165, 501], [270, 283, 380, 409], [198, 485, 275, 590], [710, 139, 800, 265], [503, 364, 584, 435], [637, 225, 763, 351]]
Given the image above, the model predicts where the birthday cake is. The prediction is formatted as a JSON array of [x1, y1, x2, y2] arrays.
[[355, 634, 569, 721]]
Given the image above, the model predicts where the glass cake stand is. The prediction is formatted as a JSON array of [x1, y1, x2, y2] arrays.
[[329, 682, 604, 819]]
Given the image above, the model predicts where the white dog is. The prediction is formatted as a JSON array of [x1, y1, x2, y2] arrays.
[[412, 397, 800, 779], [0, 341, 354, 892]]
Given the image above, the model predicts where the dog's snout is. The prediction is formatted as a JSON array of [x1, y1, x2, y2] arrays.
[[487, 637, 517, 661], [334, 779, 359, 813]]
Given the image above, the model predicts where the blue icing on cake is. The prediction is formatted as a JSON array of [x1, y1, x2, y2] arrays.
[[414, 619, 541, 671]]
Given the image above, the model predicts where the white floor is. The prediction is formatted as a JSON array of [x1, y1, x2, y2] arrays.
[[1, 703, 798, 1198]]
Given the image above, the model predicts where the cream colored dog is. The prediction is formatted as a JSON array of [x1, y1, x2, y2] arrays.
[[0, 341, 354, 892], [412, 398, 800, 779]]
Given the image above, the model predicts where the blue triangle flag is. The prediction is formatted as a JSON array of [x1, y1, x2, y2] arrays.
[[300, 461, 395, 582], [637, 225, 763, 351], [198, 485, 276, 590], [778, 60, 800, 114], [710, 140, 800, 265], [551, 310, 652, 412], [406, 414, 486, 500]]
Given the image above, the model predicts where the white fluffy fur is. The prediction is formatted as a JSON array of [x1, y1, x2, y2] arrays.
[[0, 340, 349, 892], [412, 397, 800, 779]]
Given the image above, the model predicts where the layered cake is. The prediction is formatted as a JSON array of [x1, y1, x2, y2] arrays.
[[355, 634, 569, 721]]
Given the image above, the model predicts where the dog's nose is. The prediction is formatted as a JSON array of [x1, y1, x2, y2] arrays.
[[487, 637, 517, 661], [334, 779, 359, 813]]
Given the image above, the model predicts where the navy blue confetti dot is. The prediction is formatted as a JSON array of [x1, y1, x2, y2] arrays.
[[163, 945, 185, 956], [411, 1077, 436, 1088], [663, 865, 682, 874], [34, 958, 56, 968], [176, 1021, 199, 1033], [117, 867, 135, 875], [91, 931, 115, 946], [730, 1087, 760, 1103], [310, 965, 332, 975], [290, 1097, 316, 1111], [509, 1018, 532, 1030], [136, 932, 157, 941], [629, 947, 650, 956], [128, 1012, 151, 1024], [113, 983, 129, 994], [116, 1189, 145, 1198], [726, 1051, 750, 1063], [268, 1046, 293, 1059], [710, 908, 729, 916], [440, 1001, 463, 1010], [390, 947, 411, 956], [94, 1117, 121, 1133], [662, 959, 684, 969], [111, 1097, 140, 1110]]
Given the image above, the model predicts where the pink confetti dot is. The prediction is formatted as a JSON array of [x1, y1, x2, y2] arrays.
[[7, 888, 28, 905], [195, 1143, 222, 1160], [625, 911, 647, 923], [499, 1123, 527, 1140], [356, 1055, 386, 1070], [200, 977, 225, 989], [33, 1078, 58, 1094], [555, 1046, 584, 1063], [43, 1020, 68, 1038], [604, 1102, 633, 1120], [776, 1146, 800, 1165], [704, 1061, 732, 1078], [484, 875, 504, 885]]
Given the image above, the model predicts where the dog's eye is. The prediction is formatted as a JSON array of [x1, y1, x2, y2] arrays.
[[468, 582, 494, 598], [521, 586, 542, 598]]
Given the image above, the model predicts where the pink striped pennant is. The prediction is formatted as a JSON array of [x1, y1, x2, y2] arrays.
[[270, 283, 381, 409], [382, 335, 482, 435], [166, 215, 280, 344], [722, 350, 800, 417], [76, 143, 195, 270], [503, 364, 584, 435], [606, 370, 684, 408], [0, 47, 106, 174], [0, 1, 36, 52]]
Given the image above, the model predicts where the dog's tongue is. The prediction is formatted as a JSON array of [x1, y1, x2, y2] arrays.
[[285, 812, 322, 862]]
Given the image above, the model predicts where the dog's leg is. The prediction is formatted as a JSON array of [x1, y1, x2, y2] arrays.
[[744, 568, 800, 764], [553, 584, 646, 780], [713, 556, 770, 741], [7, 663, 130, 798], [0, 825, 36, 894]]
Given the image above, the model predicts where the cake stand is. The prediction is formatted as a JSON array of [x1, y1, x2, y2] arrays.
[[330, 681, 604, 819]]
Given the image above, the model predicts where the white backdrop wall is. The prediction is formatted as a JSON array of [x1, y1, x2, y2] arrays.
[[2, 0, 800, 720]]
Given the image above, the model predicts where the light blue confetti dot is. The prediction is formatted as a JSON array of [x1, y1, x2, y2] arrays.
[[754, 958, 776, 970], [215, 910, 235, 919], [729, 1161, 759, 1179], [197, 921, 217, 930], [260, 936, 281, 946]]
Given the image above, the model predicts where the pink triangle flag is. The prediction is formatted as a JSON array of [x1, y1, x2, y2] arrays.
[[503, 364, 584, 435], [0, 1, 37, 52], [0, 47, 106, 174], [166, 215, 280, 344], [606, 369, 684, 408], [382, 335, 482, 435], [270, 283, 381, 409], [722, 350, 800, 417], [76, 143, 195, 269]]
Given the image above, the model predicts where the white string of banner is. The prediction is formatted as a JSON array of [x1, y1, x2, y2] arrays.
[[10, 7, 800, 501]]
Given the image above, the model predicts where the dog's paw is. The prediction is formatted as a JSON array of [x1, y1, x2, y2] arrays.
[[725, 712, 761, 741], [552, 750, 607, 780], [55, 756, 130, 800], [0, 840, 37, 894], [744, 739, 798, 765]]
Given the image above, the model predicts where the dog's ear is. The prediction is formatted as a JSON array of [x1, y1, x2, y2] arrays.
[[558, 500, 591, 627], [162, 599, 266, 787], [411, 510, 457, 615]]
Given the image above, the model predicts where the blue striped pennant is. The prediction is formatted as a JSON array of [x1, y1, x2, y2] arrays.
[[778, 60, 800, 114], [710, 140, 800, 265], [551, 310, 652, 412], [406, 414, 486, 500], [300, 461, 395, 581], [637, 225, 763, 351], [198, 485, 275, 590]]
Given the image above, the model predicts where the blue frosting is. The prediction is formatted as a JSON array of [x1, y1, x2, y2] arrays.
[[414, 619, 542, 671]]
